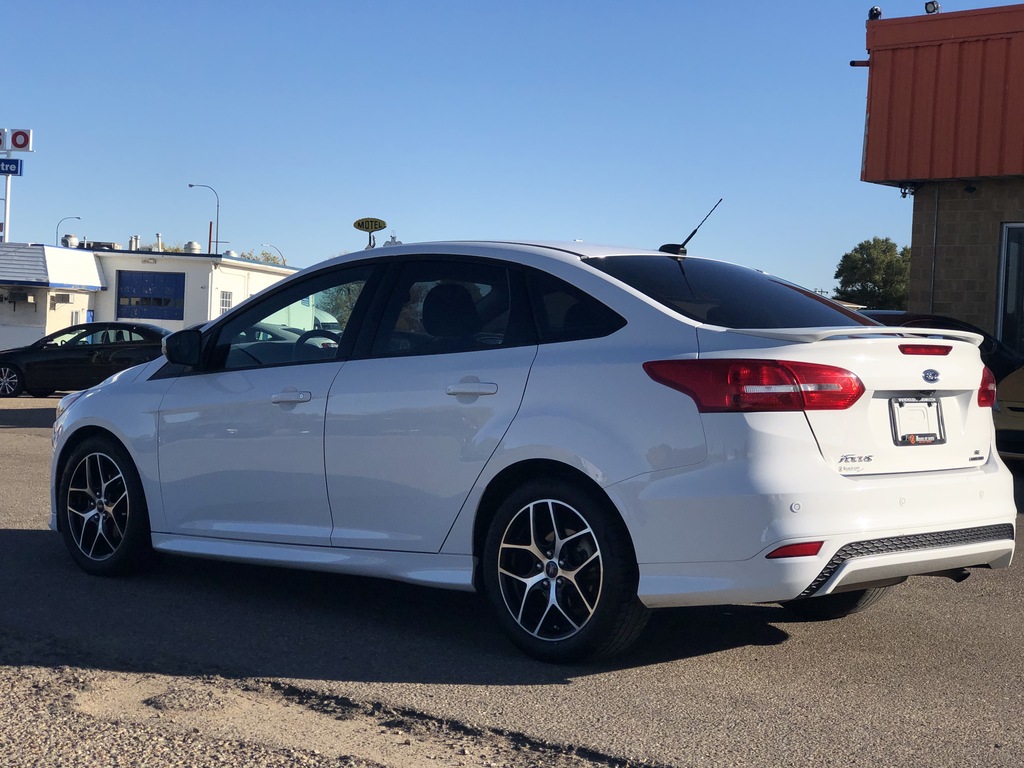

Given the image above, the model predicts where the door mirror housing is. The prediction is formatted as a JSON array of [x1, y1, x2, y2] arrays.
[[162, 329, 202, 366]]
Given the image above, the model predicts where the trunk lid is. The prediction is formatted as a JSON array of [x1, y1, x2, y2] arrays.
[[697, 326, 994, 476]]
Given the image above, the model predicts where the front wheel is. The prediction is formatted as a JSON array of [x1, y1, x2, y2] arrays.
[[0, 365, 24, 397], [482, 479, 649, 663], [58, 437, 153, 576], [780, 586, 892, 621]]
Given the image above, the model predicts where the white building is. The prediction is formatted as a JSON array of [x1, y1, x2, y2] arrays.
[[0, 242, 295, 349]]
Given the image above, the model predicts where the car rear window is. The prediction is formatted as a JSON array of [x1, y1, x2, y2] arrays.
[[584, 255, 874, 329]]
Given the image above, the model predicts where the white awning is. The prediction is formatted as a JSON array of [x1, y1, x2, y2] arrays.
[[43, 245, 106, 291], [0, 243, 106, 291]]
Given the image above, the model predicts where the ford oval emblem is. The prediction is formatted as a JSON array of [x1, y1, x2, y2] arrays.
[[922, 369, 940, 384]]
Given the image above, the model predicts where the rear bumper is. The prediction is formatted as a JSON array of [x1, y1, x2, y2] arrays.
[[610, 452, 1017, 609], [638, 521, 1014, 608]]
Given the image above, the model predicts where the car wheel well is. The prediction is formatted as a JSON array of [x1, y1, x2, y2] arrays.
[[472, 459, 635, 590]]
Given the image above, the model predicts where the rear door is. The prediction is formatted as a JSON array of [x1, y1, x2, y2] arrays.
[[326, 258, 536, 552]]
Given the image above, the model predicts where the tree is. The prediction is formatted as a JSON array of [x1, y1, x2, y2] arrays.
[[238, 249, 285, 265], [832, 236, 911, 309]]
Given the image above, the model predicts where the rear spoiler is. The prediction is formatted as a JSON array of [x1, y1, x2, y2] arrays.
[[721, 325, 984, 346]]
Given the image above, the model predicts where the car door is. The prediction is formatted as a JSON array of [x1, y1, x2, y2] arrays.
[[156, 264, 377, 546], [29, 325, 109, 392], [326, 258, 536, 552]]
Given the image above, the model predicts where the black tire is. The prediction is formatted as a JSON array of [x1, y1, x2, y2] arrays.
[[482, 478, 650, 663], [0, 364, 24, 397], [58, 436, 153, 576], [781, 586, 892, 621]]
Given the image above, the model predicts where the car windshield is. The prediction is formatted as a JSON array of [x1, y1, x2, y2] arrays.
[[585, 255, 874, 329]]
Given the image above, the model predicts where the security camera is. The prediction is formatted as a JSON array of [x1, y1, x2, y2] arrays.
[[925, 1, 941, 13], [868, 6, 882, 20]]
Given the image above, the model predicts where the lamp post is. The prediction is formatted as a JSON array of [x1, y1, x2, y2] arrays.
[[56, 216, 81, 246], [261, 243, 286, 265], [0, 198, 5, 243], [188, 183, 220, 254]]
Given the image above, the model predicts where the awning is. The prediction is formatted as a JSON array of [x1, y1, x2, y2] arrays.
[[0, 243, 106, 291]]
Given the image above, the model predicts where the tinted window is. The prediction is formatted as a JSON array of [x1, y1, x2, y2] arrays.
[[586, 255, 874, 329], [528, 270, 625, 343], [371, 261, 531, 357]]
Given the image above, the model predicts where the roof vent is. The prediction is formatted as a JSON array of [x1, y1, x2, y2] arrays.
[[185, 241, 202, 253]]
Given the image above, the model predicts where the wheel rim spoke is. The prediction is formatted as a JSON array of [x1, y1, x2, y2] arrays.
[[497, 497, 603, 642]]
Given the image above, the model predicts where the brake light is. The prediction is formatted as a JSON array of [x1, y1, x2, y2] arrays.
[[643, 359, 865, 412], [979, 367, 997, 408], [899, 344, 952, 356], [766, 541, 824, 559]]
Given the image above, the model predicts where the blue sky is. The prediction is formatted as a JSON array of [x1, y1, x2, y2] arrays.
[[4, 1, 1012, 291]]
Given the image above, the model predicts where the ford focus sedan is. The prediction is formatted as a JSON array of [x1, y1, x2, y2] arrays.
[[50, 241, 1017, 662]]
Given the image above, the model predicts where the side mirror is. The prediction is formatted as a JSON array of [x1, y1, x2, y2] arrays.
[[162, 329, 202, 366]]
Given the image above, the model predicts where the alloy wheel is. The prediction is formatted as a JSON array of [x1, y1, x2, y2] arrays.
[[0, 366, 21, 396], [65, 451, 131, 561], [496, 498, 603, 641]]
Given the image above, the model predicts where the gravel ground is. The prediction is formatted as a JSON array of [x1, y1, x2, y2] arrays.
[[0, 627, 661, 768]]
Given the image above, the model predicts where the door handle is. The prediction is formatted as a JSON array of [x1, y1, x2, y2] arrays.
[[271, 390, 312, 404], [446, 382, 498, 397]]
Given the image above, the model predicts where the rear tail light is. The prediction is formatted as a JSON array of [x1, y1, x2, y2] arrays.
[[979, 367, 997, 408], [643, 359, 865, 412]]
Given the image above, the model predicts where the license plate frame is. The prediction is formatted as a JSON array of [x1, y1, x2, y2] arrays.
[[889, 396, 946, 446]]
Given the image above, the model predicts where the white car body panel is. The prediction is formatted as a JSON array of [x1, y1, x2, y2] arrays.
[[325, 345, 535, 551], [157, 362, 343, 546]]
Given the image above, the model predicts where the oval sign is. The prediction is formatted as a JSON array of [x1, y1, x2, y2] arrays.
[[353, 217, 387, 233]]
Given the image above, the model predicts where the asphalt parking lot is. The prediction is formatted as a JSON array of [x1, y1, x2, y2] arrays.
[[1, 396, 1023, 767]]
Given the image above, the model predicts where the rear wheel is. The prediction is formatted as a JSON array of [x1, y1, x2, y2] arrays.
[[781, 586, 892, 620], [482, 479, 649, 662], [58, 437, 153, 576], [0, 365, 24, 397]]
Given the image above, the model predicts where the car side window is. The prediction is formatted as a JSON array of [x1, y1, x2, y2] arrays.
[[527, 270, 626, 343], [208, 265, 374, 371], [370, 261, 520, 357], [46, 329, 90, 347]]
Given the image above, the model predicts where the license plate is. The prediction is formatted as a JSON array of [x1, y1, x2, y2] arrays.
[[889, 396, 945, 446]]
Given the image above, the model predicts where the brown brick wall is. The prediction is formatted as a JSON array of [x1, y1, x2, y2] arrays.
[[909, 178, 1024, 333]]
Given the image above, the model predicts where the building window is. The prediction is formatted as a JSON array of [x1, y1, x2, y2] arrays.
[[220, 291, 233, 315], [70, 310, 82, 325], [999, 225, 1024, 353], [117, 271, 186, 321]]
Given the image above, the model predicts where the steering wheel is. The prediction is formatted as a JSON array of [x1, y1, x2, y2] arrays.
[[295, 329, 342, 350]]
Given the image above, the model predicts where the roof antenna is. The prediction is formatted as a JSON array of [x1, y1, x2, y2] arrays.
[[659, 198, 722, 256]]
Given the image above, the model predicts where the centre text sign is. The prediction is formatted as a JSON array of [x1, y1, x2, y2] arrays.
[[0, 159, 23, 176]]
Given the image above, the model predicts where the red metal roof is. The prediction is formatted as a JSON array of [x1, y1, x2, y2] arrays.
[[862, 4, 1024, 184]]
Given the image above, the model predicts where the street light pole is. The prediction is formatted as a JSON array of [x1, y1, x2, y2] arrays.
[[261, 243, 286, 265], [188, 183, 220, 254], [56, 216, 81, 246]]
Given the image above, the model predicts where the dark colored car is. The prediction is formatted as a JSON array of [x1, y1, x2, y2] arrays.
[[0, 321, 171, 398]]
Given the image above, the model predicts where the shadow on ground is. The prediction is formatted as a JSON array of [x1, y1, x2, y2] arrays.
[[0, 528, 790, 686]]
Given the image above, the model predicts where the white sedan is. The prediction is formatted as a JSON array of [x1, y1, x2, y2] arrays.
[[50, 241, 1017, 662]]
